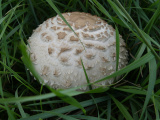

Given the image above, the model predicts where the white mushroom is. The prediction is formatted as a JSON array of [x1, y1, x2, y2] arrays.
[[27, 12, 128, 91]]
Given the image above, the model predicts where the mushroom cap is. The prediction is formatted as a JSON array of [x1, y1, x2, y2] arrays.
[[27, 12, 128, 91]]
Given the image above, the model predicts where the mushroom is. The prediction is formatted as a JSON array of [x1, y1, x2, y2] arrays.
[[27, 12, 128, 91]]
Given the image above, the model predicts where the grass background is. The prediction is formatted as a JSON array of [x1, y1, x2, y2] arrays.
[[0, 0, 160, 120]]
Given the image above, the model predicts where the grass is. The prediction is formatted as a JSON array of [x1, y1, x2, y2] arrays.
[[0, 0, 160, 119]]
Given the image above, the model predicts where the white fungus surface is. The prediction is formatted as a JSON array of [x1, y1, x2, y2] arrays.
[[27, 12, 128, 90]]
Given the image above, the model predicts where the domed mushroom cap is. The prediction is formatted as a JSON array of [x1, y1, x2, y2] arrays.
[[27, 12, 128, 91]]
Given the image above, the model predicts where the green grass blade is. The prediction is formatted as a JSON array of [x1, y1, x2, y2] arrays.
[[6, 25, 20, 39], [71, 115, 106, 120], [49, 88, 86, 115], [89, 0, 113, 22], [15, 89, 27, 118], [44, 111, 79, 120], [114, 87, 146, 95], [107, 0, 129, 21], [154, 98, 160, 111], [140, 59, 157, 119], [28, 0, 39, 25], [144, 2, 160, 33], [19, 96, 109, 120], [139, 26, 157, 119], [130, 101, 139, 120], [85, 87, 109, 93], [152, 96, 160, 119], [0, 78, 4, 98], [0, 4, 15, 40], [5, 103, 16, 120], [9, 8, 28, 23], [0, 93, 56, 104], [110, 95, 133, 120], [135, 43, 146, 60], [0, 88, 83, 104], [0, 15, 8, 24], [90, 95, 100, 119], [81, 59, 92, 90], [115, 26, 120, 71], [141, 30, 160, 49]]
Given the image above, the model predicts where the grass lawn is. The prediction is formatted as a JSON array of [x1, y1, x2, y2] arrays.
[[0, 0, 160, 120]]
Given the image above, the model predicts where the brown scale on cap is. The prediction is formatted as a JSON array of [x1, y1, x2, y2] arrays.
[[57, 18, 73, 26], [57, 16, 63, 21], [110, 52, 116, 57], [45, 21, 49, 28], [109, 41, 116, 46], [69, 32, 79, 42], [51, 18, 54, 24], [57, 17, 65, 25], [88, 25, 102, 31], [63, 27, 72, 31], [84, 42, 94, 48], [110, 31, 114, 36], [60, 56, 69, 63], [59, 45, 71, 55], [41, 33, 53, 42], [75, 32, 79, 36], [35, 26, 42, 32], [75, 19, 87, 29], [70, 36, 79, 41], [75, 47, 84, 55], [95, 45, 106, 51], [82, 33, 90, 38], [100, 67, 107, 75], [48, 47, 54, 55], [41, 32, 47, 37], [76, 58, 82, 66], [41, 65, 49, 76], [30, 53, 36, 62], [84, 28, 88, 31], [50, 26, 56, 30], [50, 26, 60, 30], [96, 20, 102, 24], [101, 35, 106, 39], [85, 63, 94, 70], [86, 65, 93, 70], [57, 32, 67, 39], [82, 33, 94, 39], [104, 31, 109, 36], [96, 34, 101, 38], [53, 68, 61, 77], [101, 56, 109, 63], [85, 52, 95, 59], [45, 36, 52, 41], [65, 80, 72, 88]]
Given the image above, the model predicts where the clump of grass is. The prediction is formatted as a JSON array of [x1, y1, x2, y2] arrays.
[[0, 0, 160, 120]]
